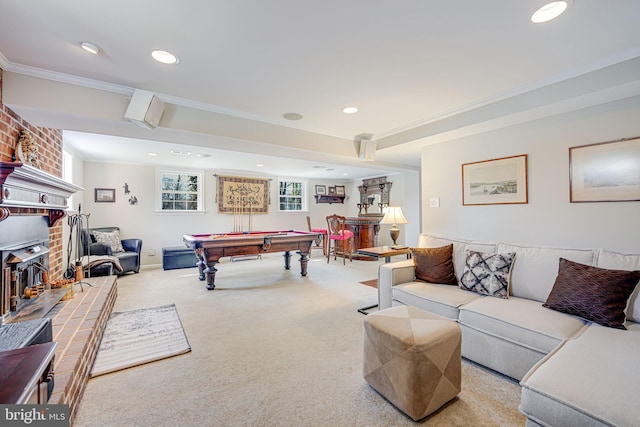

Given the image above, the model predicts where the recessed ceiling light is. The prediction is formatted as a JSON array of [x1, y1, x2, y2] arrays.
[[196, 153, 211, 158], [147, 152, 158, 156], [170, 149, 191, 156], [343, 106, 358, 114], [283, 112, 303, 121], [80, 41, 101, 55], [256, 164, 264, 167], [342, 173, 348, 176], [151, 50, 180, 64], [531, 1, 570, 23]]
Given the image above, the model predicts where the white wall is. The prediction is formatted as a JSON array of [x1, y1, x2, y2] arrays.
[[422, 95, 640, 253], [77, 161, 418, 266]]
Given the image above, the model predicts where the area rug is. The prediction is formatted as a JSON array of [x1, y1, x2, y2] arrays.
[[359, 279, 378, 288], [90, 304, 191, 377]]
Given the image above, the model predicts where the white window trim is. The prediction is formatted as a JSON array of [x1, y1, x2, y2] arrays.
[[277, 177, 308, 212], [155, 169, 205, 213]]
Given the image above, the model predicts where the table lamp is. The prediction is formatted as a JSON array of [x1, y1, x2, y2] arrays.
[[380, 206, 408, 249]]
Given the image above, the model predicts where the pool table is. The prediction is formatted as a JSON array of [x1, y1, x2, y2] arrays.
[[183, 230, 321, 290]]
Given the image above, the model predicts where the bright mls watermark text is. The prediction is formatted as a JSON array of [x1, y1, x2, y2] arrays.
[[1, 405, 69, 426]]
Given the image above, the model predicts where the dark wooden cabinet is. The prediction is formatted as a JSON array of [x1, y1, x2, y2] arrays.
[[345, 217, 380, 256]]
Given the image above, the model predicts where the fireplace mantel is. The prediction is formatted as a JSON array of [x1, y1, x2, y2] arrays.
[[0, 162, 83, 225]]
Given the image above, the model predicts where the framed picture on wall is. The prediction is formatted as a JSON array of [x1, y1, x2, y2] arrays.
[[315, 185, 326, 195], [328, 186, 336, 195], [95, 188, 116, 203], [462, 154, 528, 205], [570, 136, 640, 202], [335, 185, 345, 195]]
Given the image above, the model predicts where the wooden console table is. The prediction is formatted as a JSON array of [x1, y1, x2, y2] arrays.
[[345, 217, 380, 258]]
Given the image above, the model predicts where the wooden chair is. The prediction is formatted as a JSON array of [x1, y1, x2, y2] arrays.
[[326, 214, 354, 264], [307, 216, 328, 256]]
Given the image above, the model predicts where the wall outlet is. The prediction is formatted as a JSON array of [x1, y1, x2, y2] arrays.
[[429, 197, 440, 208], [147, 249, 156, 256]]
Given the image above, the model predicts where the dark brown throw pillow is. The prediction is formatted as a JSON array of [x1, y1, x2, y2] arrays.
[[543, 258, 640, 329], [411, 245, 458, 285]]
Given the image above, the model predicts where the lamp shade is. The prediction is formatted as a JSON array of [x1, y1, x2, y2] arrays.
[[380, 206, 408, 225]]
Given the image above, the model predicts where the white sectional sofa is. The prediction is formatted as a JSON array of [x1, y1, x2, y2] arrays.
[[378, 234, 640, 427]]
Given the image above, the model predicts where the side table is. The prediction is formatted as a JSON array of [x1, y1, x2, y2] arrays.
[[356, 246, 412, 314]]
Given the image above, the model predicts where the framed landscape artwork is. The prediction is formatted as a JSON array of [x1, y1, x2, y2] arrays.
[[570, 136, 640, 203], [462, 154, 528, 206], [315, 185, 326, 195], [335, 185, 345, 195]]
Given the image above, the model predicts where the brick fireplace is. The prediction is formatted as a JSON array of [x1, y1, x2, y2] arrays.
[[1, 68, 117, 424], [1, 69, 65, 284]]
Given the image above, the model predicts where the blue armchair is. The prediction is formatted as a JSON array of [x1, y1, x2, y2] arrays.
[[80, 227, 142, 275]]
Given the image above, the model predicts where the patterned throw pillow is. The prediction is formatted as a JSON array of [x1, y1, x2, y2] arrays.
[[411, 245, 458, 285], [460, 250, 516, 298], [543, 258, 640, 329], [93, 230, 125, 253]]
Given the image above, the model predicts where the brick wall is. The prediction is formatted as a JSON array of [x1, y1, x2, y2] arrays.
[[0, 68, 65, 280]]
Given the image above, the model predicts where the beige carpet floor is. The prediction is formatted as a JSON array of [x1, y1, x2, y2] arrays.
[[74, 250, 525, 426]]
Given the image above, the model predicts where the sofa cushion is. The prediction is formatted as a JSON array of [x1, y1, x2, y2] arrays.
[[460, 250, 516, 299], [459, 296, 586, 355], [520, 322, 640, 427], [419, 235, 496, 283], [596, 249, 640, 323], [497, 243, 595, 302], [411, 245, 457, 285], [392, 282, 482, 320], [419, 235, 468, 282], [93, 229, 125, 253], [543, 258, 640, 329]]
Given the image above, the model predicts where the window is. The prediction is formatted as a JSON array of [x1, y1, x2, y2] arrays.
[[278, 178, 307, 212], [157, 170, 203, 212]]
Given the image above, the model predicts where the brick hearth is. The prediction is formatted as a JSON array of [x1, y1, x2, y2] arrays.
[[46, 276, 117, 424]]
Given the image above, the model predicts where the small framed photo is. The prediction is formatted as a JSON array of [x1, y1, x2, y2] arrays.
[[95, 188, 116, 203], [335, 185, 345, 195], [315, 185, 326, 195], [328, 186, 337, 195]]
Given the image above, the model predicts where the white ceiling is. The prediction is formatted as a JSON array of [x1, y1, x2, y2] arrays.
[[1, 0, 639, 179]]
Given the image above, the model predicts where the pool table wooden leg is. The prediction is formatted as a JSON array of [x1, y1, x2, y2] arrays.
[[299, 251, 310, 276], [196, 249, 206, 281], [203, 262, 218, 290], [283, 251, 291, 270]]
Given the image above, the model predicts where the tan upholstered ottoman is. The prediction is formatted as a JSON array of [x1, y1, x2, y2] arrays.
[[363, 306, 461, 421]]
